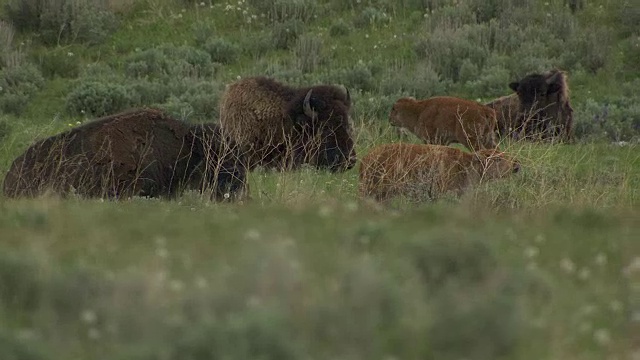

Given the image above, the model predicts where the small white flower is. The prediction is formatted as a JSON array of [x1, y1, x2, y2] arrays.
[[593, 328, 611, 346], [81, 310, 97, 324], [595, 253, 607, 266], [223, 193, 230, 199], [169, 279, 184, 292], [560, 258, 576, 274], [244, 229, 260, 240], [578, 267, 591, 280], [524, 246, 539, 259]]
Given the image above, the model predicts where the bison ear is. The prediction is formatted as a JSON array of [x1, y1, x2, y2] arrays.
[[545, 71, 563, 95], [508, 82, 519, 92]]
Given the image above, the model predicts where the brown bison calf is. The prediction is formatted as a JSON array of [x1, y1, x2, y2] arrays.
[[219, 76, 357, 172], [359, 143, 520, 202], [3, 108, 248, 201], [487, 69, 574, 142], [389, 96, 498, 151]]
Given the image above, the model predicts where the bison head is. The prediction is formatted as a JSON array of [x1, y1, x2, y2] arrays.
[[509, 70, 564, 121], [288, 85, 357, 172], [473, 149, 521, 180]]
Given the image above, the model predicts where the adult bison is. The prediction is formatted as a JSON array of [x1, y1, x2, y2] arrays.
[[3, 108, 248, 201], [487, 69, 574, 142], [218, 76, 357, 172], [389, 96, 498, 151], [359, 143, 520, 203]]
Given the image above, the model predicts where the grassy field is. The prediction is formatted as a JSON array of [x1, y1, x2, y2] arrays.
[[1, 0, 639, 359]]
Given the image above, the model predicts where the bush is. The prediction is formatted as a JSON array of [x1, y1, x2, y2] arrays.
[[4, 0, 119, 45], [573, 97, 640, 142], [65, 80, 135, 117], [293, 34, 323, 73], [381, 61, 449, 97], [271, 19, 304, 50], [0, 119, 11, 143], [328, 19, 351, 37], [353, 6, 391, 28], [0, 63, 45, 115], [0, 20, 16, 67], [248, 0, 317, 23], [560, 26, 613, 74], [32, 48, 80, 79], [202, 38, 240, 64], [415, 23, 491, 82], [177, 81, 224, 122], [124, 45, 215, 80]]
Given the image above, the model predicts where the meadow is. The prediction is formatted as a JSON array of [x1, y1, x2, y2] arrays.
[[0, 0, 639, 359]]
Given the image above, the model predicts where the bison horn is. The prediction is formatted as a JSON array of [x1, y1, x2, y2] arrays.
[[303, 89, 317, 119], [345, 86, 351, 103]]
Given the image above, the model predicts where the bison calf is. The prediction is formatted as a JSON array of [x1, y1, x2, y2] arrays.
[[3, 108, 248, 201], [359, 143, 520, 202], [389, 96, 499, 151]]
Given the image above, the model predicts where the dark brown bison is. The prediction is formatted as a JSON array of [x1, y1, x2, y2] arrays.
[[389, 96, 499, 151], [487, 69, 574, 142], [2, 108, 248, 201], [219, 76, 357, 172], [359, 143, 520, 203]]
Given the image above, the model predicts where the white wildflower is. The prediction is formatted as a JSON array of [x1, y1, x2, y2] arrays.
[[595, 253, 607, 266], [560, 257, 576, 274], [81, 310, 97, 324], [593, 328, 611, 346], [524, 246, 539, 259]]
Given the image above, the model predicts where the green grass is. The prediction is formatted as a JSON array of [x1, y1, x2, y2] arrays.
[[1, 0, 639, 358]]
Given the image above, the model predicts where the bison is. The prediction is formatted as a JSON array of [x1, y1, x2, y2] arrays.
[[359, 143, 520, 203], [487, 69, 574, 142], [2, 108, 248, 201], [218, 76, 357, 172], [389, 96, 499, 151]]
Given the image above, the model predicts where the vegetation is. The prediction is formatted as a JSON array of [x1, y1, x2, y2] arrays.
[[0, 0, 638, 359]]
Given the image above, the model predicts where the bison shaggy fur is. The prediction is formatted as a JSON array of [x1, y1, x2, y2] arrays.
[[389, 96, 499, 151], [359, 143, 520, 202], [219, 76, 357, 172], [487, 69, 574, 142], [2, 108, 248, 201]]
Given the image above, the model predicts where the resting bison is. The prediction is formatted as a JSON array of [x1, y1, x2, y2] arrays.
[[389, 96, 498, 151], [219, 76, 357, 172], [359, 143, 520, 202], [487, 69, 574, 142], [3, 108, 248, 201]]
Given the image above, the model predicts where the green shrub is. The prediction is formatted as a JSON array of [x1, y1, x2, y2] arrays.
[[203, 38, 240, 64], [271, 19, 304, 50], [0, 63, 45, 115], [463, 62, 512, 99], [353, 6, 391, 28], [332, 61, 375, 92], [178, 81, 224, 122], [0, 330, 50, 360], [380, 61, 449, 97], [248, 0, 317, 23], [32, 48, 80, 79], [560, 26, 613, 74], [415, 23, 491, 82], [293, 34, 323, 73], [0, 119, 11, 143], [65, 81, 135, 117], [0, 20, 15, 67], [127, 80, 172, 105], [155, 95, 195, 121], [328, 19, 351, 37], [124, 45, 215, 80], [573, 97, 640, 142], [0, 252, 42, 311], [4, 0, 119, 45]]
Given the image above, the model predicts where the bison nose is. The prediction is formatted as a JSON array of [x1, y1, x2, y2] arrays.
[[513, 163, 521, 173]]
